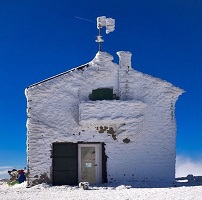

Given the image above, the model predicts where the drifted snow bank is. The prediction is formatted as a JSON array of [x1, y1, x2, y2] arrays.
[[79, 100, 146, 125], [0, 181, 201, 200]]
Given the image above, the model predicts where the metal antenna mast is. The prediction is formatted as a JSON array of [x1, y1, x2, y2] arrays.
[[95, 16, 115, 51], [97, 23, 103, 51]]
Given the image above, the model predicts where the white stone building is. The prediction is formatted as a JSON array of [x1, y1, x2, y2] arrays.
[[25, 49, 183, 187]]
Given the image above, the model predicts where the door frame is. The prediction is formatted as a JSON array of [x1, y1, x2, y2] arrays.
[[78, 143, 102, 184]]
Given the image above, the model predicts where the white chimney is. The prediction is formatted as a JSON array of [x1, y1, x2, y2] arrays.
[[116, 51, 132, 68]]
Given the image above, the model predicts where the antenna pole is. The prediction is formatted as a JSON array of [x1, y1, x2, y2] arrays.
[[98, 27, 102, 51], [96, 23, 103, 52], [95, 16, 115, 52]]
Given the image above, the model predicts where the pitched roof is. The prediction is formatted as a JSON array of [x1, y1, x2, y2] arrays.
[[26, 63, 89, 89]]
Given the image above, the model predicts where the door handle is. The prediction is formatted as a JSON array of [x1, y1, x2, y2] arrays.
[[94, 164, 97, 166]]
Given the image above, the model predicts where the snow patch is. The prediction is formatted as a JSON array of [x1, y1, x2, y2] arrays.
[[0, 182, 202, 200]]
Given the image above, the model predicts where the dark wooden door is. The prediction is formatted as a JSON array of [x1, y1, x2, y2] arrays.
[[52, 143, 78, 185]]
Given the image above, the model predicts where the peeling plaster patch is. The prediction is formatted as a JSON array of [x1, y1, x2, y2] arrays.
[[98, 126, 108, 133], [96, 126, 117, 140], [31, 173, 51, 186], [107, 127, 115, 134], [107, 127, 116, 140], [123, 138, 130, 143]]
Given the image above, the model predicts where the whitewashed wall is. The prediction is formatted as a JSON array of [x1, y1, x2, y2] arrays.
[[25, 51, 183, 186]]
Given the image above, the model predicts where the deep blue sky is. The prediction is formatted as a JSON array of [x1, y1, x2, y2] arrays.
[[0, 0, 202, 171]]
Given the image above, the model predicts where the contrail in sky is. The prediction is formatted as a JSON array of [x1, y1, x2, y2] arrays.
[[74, 16, 95, 23]]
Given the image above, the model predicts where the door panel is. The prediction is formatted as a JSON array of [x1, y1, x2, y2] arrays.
[[80, 146, 96, 182], [78, 144, 102, 184], [52, 143, 78, 185], [53, 157, 77, 170], [53, 170, 78, 186]]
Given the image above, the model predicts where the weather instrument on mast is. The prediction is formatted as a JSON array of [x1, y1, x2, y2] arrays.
[[95, 16, 115, 51]]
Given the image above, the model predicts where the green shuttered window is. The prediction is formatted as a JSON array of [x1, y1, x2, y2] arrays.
[[89, 88, 113, 101]]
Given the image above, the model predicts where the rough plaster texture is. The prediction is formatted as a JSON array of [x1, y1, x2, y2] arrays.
[[25, 51, 183, 186]]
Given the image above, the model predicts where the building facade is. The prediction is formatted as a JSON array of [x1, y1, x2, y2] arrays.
[[25, 51, 183, 186]]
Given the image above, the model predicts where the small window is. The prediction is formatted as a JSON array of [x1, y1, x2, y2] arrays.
[[89, 88, 113, 101]]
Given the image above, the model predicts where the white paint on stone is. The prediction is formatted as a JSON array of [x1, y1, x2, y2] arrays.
[[25, 51, 184, 186]]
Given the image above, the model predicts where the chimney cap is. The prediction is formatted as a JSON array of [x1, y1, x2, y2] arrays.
[[116, 51, 132, 57]]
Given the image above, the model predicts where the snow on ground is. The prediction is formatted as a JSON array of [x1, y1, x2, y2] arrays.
[[0, 181, 201, 200]]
